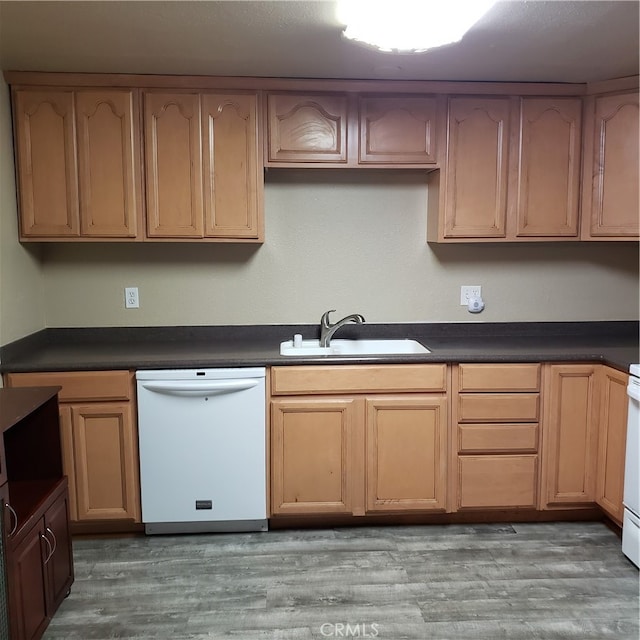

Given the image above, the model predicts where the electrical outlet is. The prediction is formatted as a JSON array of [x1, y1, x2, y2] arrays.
[[125, 287, 139, 309], [460, 285, 482, 305]]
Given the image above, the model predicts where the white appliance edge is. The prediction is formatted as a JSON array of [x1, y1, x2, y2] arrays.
[[622, 364, 640, 567]]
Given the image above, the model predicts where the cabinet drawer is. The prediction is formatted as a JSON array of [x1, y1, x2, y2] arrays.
[[458, 455, 538, 508], [271, 365, 447, 395], [458, 364, 540, 392], [458, 393, 539, 422], [458, 423, 538, 453], [6, 371, 132, 402]]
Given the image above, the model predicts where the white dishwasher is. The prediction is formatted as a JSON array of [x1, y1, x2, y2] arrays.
[[136, 368, 267, 534]]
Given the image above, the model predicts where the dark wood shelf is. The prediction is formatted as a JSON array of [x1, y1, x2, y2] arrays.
[[0, 387, 60, 434]]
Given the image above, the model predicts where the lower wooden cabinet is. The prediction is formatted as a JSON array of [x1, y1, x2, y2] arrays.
[[596, 366, 629, 523], [365, 396, 447, 512], [452, 364, 541, 510], [270, 365, 448, 517], [270, 397, 360, 515], [541, 364, 599, 508], [458, 455, 538, 509], [71, 403, 139, 521], [6, 371, 141, 527]]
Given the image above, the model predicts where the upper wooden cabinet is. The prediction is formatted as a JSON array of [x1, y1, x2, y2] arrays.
[[75, 91, 142, 238], [441, 97, 512, 239], [13, 88, 141, 240], [358, 95, 439, 165], [13, 90, 79, 237], [144, 92, 204, 238], [430, 96, 583, 242], [8, 73, 638, 245], [266, 93, 348, 164], [514, 98, 582, 238], [202, 94, 263, 238], [581, 91, 639, 240], [265, 92, 440, 167], [11, 84, 262, 243], [143, 90, 263, 241]]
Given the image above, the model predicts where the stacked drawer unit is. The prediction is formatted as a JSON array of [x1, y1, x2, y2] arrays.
[[453, 363, 541, 510]]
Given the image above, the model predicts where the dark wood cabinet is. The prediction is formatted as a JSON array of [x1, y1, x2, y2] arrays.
[[43, 492, 73, 615], [8, 518, 48, 640], [0, 387, 74, 640]]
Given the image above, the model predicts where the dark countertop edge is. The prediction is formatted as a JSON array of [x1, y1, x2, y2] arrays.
[[1, 321, 638, 375], [1, 351, 636, 375]]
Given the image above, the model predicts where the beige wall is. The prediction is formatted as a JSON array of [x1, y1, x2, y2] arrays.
[[0, 76, 45, 346], [38, 170, 638, 328]]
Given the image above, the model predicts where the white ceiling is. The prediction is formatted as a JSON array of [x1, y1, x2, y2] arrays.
[[0, 1, 638, 84]]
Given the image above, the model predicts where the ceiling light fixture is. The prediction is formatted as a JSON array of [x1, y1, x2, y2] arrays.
[[337, 0, 498, 53]]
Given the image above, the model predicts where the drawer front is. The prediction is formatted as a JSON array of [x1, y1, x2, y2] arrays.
[[271, 365, 447, 395], [458, 423, 539, 453], [6, 371, 132, 402], [458, 393, 539, 422], [458, 455, 538, 509], [458, 364, 540, 392]]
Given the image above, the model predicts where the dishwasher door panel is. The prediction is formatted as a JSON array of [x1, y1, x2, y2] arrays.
[[137, 371, 266, 528]]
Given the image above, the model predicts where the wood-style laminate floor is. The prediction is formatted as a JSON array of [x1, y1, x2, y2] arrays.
[[43, 522, 639, 640]]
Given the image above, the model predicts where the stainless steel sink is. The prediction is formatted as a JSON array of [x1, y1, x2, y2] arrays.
[[280, 338, 430, 356]]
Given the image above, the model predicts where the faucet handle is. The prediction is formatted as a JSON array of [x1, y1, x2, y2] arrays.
[[320, 310, 336, 327]]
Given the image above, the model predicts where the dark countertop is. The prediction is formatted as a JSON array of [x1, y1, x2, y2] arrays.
[[1, 322, 638, 374]]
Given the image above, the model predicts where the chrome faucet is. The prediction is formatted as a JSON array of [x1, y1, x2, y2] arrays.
[[319, 309, 365, 347]]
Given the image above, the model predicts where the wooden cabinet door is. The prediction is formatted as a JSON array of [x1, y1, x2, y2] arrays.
[[43, 493, 73, 614], [13, 90, 79, 238], [144, 92, 204, 237], [443, 97, 511, 238], [267, 93, 348, 164], [8, 518, 48, 640], [71, 403, 141, 521], [271, 397, 361, 515], [584, 92, 639, 238], [541, 364, 599, 507], [359, 96, 438, 164], [365, 396, 447, 512], [596, 367, 629, 523], [515, 98, 581, 238], [202, 93, 262, 239], [76, 89, 141, 237]]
